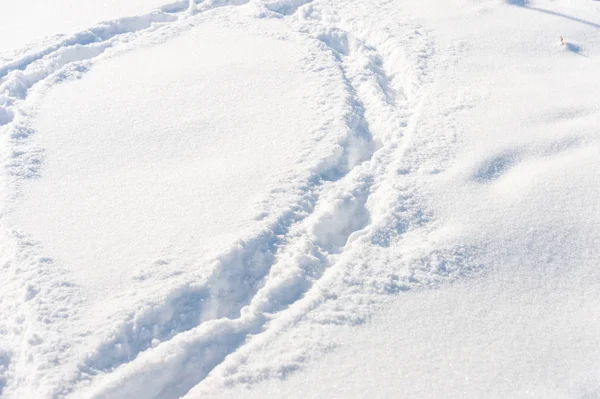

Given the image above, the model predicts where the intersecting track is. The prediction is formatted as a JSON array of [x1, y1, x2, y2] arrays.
[[0, 0, 479, 397], [74, 1, 445, 398]]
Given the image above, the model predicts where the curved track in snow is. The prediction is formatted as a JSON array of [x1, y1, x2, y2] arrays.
[[1, 0, 483, 397]]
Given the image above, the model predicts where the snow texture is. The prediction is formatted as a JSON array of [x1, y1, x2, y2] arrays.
[[1, 0, 599, 398]]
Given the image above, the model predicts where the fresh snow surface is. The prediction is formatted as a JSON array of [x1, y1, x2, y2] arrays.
[[1, 0, 599, 398]]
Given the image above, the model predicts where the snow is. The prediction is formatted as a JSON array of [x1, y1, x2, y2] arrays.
[[0, 0, 169, 53], [1, 0, 600, 398], [14, 18, 328, 299]]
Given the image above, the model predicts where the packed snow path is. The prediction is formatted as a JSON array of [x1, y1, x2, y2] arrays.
[[1, 0, 599, 398]]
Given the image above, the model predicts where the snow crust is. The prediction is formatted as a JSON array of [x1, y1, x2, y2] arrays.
[[1, 0, 599, 397]]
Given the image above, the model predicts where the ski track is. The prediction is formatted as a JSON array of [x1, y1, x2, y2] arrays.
[[1, 0, 480, 397]]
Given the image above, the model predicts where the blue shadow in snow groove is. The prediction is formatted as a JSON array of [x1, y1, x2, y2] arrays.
[[471, 151, 519, 183]]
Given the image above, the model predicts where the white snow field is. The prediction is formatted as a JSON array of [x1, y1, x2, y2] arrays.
[[1, 0, 599, 398]]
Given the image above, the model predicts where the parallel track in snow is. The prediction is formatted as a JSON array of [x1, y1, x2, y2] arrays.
[[0, 0, 480, 397]]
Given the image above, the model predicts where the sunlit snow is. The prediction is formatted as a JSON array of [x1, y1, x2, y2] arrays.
[[1, 0, 599, 398]]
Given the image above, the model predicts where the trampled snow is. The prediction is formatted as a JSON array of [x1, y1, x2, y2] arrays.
[[1, 0, 599, 398]]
